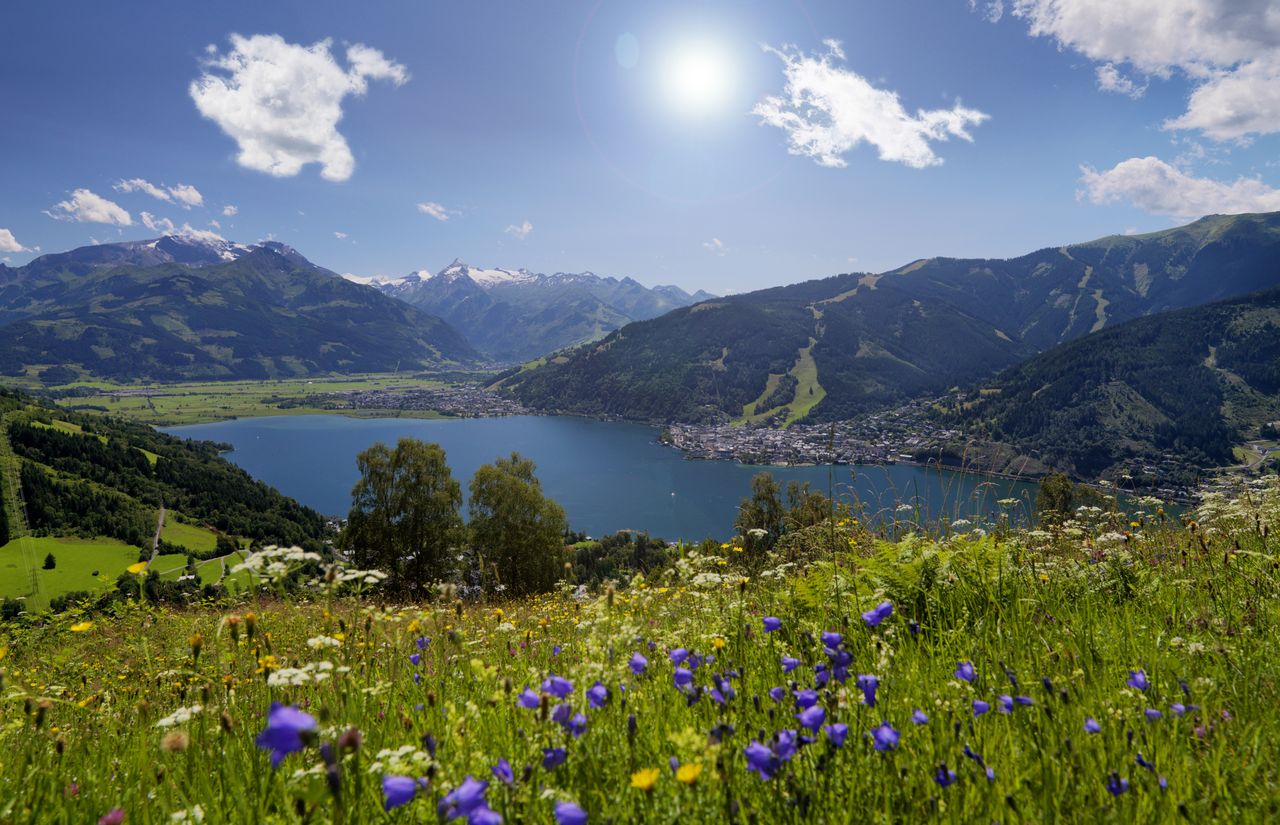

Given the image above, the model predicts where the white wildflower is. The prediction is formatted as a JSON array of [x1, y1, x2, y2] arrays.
[[155, 704, 203, 729]]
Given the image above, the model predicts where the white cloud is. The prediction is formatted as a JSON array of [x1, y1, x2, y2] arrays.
[[222, 204, 238, 216], [114, 178, 204, 208], [115, 178, 169, 202], [968, 0, 1006, 23], [168, 184, 204, 208], [190, 34, 408, 182], [1079, 156, 1280, 218], [45, 189, 133, 226], [334, 230, 348, 239], [702, 238, 727, 255], [1095, 63, 1146, 98], [1165, 59, 1280, 140], [140, 211, 230, 242], [753, 40, 989, 169], [504, 219, 533, 239], [0, 229, 30, 253], [1009, 0, 1280, 140], [141, 211, 177, 234], [180, 226, 226, 244], [416, 201, 452, 221]]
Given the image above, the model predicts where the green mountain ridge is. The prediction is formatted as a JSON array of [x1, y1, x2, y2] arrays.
[[501, 212, 1280, 425], [0, 238, 479, 383], [942, 286, 1280, 481]]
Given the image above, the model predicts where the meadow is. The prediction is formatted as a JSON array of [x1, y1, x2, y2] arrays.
[[0, 482, 1277, 823], [32, 375, 452, 426]]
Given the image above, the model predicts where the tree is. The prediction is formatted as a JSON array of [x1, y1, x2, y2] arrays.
[[735, 472, 785, 554], [215, 533, 238, 557], [1036, 473, 1074, 528], [785, 480, 835, 530], [341, 438, 464, 593], [468, 452, 567, 595], [43, 552, 56, 570]]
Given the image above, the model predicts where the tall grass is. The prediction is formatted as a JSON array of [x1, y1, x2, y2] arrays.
[[0, 480, 1276, 823]]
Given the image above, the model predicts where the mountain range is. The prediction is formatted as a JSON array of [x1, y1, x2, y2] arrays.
[[500, 212, 1280, 426], [349, 260, 715, 362], [0, 235, 478, 383]]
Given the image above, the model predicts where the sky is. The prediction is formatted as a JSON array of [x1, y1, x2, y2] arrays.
[[2, 0, 1279, 294]]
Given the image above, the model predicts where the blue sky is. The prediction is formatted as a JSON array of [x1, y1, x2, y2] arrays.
[[2, 0, 1278, 294]]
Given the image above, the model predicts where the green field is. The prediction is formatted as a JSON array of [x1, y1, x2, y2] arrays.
[[0, 536, 140, 611], [36, 374, 457, 426], [159, 520, 218, 554], [152, 550, 256, 592], [0, 531, 248, 611]]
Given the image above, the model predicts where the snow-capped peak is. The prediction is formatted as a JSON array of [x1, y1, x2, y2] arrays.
[[342, 273, 410, 287], [434, 258, 537, 288]]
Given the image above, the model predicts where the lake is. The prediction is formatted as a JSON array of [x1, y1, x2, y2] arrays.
[[163, 415, 1042, 541]]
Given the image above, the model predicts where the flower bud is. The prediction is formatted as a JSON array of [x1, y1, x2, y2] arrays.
[[338, 727, 362, 753]]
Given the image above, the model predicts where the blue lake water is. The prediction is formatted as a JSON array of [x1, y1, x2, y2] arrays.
[[163, 415, 1041, 541]]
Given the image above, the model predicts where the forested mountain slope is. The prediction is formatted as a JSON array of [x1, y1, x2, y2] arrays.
[[503, 213, 1280, 424]]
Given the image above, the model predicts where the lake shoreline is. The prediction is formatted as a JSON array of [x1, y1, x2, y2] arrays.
[[162, 414, 1046, 541]]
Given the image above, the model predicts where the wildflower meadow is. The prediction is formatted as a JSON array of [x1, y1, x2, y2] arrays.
[[1, 480, 1278, 823]]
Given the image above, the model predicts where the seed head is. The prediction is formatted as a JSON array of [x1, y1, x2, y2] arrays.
[[161, 731, 190, 752], [34, 698, 53, 730]]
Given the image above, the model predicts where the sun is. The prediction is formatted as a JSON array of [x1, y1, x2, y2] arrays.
[[659, 40, 736, 117]]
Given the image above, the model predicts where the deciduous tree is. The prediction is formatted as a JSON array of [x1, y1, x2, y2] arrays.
[[342, 438, 463, 593], [468, 452, 567, 595]]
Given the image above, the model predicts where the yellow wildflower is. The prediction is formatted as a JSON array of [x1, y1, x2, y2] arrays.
[[631, 768, 660, 792], [256, 655, 279, 675], [127, 561, 149, 575], [676, 763, 703, 785], [70, 621, 94, 633], [712, 637, 726, 650]]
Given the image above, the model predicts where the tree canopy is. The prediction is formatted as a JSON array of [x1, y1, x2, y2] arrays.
[[469, 452, 567, 596], [342, 438, 464, 595]]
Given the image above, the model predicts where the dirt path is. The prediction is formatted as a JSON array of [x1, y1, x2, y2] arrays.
[[150, 502, 166, 562]]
